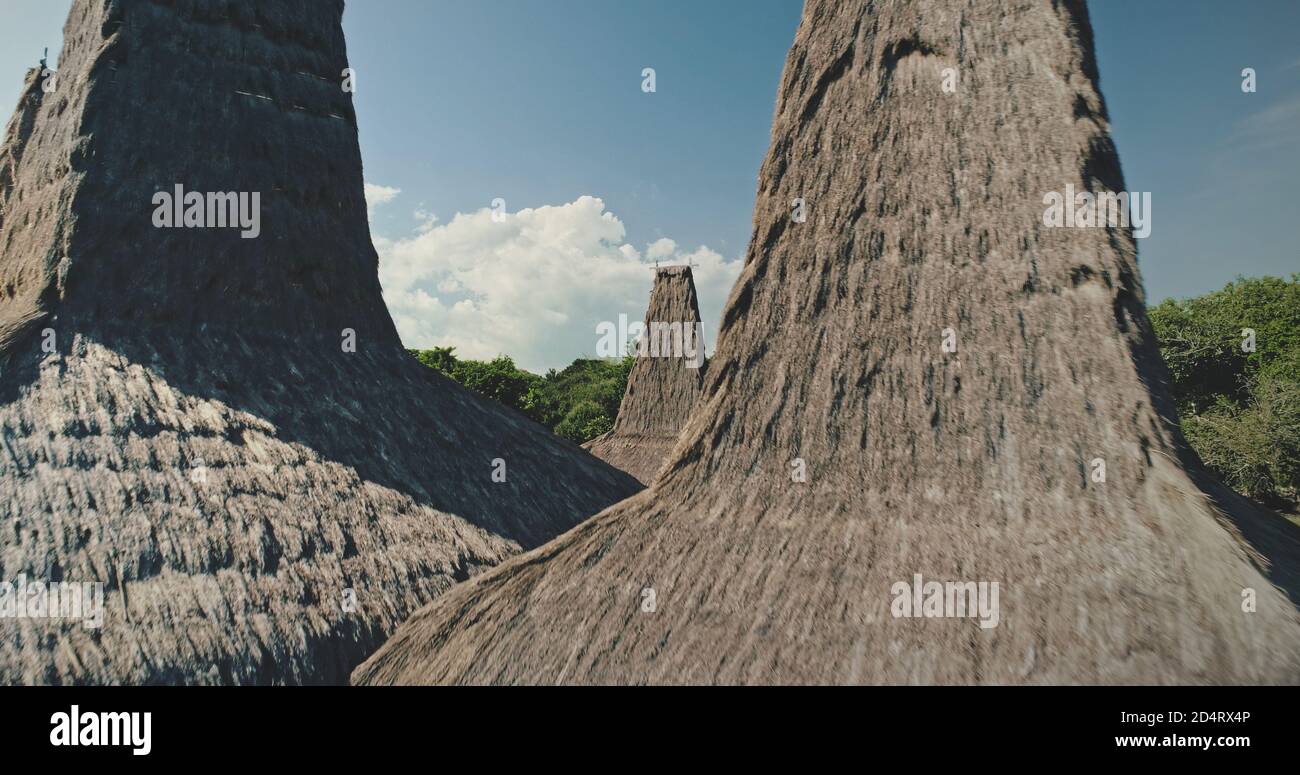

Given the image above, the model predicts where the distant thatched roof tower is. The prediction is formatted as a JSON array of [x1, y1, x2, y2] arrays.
[[355, 0, 1300, 685], [0, 67, 44, 276], [0, 0, 641, 684], [584, 265, 707, 483]]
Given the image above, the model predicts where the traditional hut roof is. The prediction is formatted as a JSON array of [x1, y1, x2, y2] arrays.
[[0, 0, 641, 685], [354, 0, 1300, 685], [584, 265, 708, 483]]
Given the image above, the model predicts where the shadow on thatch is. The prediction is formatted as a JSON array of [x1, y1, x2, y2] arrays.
[[353, 0, 1300, 685], [0, 325, 643, 684], [0, 325, 643, 550]]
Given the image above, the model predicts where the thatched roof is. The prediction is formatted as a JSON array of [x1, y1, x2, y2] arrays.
[[0, 67, 48, 353], [584, 265, 708, 483], [0, 0, 641, 685], [354, 0, 1300, 685]]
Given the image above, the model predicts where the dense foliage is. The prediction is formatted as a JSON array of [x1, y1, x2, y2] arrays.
[[1150, 275, 1300, 507], [410, 347, 634, 443]]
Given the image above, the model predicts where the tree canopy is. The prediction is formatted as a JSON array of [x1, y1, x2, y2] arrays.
[[1150, 275, 1300, 508], [410, 347, 634, 443]]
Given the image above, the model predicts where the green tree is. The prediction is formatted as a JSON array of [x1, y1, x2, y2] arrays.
[[554, 400, 611, 443], [408, 348, 633, 444], [1150, 275, 1300, 506], [455, 356, 544, 413], [411, 346, 460, 375]]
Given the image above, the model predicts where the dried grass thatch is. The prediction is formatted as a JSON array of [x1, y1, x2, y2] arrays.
[[584, 265, 708, 483], [355, 0, 1300, 685], [0, 0, 641, 685]]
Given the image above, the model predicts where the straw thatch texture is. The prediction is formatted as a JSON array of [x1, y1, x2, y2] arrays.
[[0, 0, 641, 685], [355, 0, 1300, 685], [584, 265, 707, 483]]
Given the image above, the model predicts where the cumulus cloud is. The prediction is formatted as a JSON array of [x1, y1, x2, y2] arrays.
[[364, 183, 401, 217], [646, 238, 677, 260], [369, 193, 743, 373]]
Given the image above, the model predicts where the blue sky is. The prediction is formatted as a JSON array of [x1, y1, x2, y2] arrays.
[[2, 1, 1297, 370]]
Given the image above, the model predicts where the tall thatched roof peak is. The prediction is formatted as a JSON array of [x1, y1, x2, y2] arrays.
[[584, 263, 708, 484], [355, 0, 1300, 685], [0, 0, 642, 685]]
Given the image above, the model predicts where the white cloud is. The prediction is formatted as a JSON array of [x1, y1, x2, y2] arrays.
[[412, 208, 439, 234], [646, 237, 677, 260], [370, 193, 743, 373], [364, 183, 401, 217]]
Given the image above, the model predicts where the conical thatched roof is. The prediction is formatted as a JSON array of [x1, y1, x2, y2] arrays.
[[0, 66, 44, 216], [0, 67, 48, 352], [584, 265, 707, 483], [354, 0, 1300, 685], [0, 0, 641, 685]]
